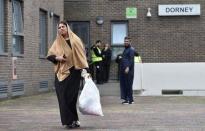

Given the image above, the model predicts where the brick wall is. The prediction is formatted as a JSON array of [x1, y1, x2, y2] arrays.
[[64, 0, 205, 79], [0, 0, 64, 98]]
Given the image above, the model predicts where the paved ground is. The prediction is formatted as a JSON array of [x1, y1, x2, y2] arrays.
[[0, 82, 205, 131]]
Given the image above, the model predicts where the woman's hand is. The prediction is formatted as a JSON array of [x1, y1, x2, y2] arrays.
[[55, 55, 66, 62]]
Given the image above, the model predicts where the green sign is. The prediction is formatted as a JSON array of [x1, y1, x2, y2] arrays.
[[126, 7, 137, 19]]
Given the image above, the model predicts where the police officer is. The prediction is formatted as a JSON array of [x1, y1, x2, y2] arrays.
[[134, 52, 142, 63], [102, 43, 112, 83], [91, 40, 103, 84]]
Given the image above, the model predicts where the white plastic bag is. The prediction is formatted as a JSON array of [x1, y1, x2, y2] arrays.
[[78, 78, 104, 116]]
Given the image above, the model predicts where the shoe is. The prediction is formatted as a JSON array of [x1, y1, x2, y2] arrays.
[[66, 121, 80, 129], [74, 121, 80, 127], [66, 123, 75, 129], [129, 101, 134, 104], [122, 101, 129, 104]]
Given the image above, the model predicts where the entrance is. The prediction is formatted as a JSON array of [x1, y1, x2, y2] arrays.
[[68, 21, 90, 59]]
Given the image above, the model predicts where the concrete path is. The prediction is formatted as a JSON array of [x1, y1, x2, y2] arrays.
[[0, 84, 205, 131]]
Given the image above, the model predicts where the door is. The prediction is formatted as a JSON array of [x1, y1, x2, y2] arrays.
[[68, 21, 90, 59]]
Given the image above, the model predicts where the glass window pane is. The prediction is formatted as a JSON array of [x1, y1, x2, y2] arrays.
[[12, 0, 23, 33], [53, 15, 59, 41], [111, 23, 127, 45], [39, 10, 47, 56], [111, 22, 128, 60], [111, 46, 124, 60], [12, 0, 23, 54], [12, 36, 23, 54]]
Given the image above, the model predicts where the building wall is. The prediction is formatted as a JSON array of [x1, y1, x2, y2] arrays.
[[0, 0, 64, 99], [64, 0, 205, 79]]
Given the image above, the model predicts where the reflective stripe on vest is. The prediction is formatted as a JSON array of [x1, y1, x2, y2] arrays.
[[91, 48, 102, 62], [134, 56, 141, 63]]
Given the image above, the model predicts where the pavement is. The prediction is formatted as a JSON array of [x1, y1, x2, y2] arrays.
[[0, 81, 205, 131]]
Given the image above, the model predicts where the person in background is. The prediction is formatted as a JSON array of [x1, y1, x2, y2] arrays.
[[120, 36, 135, 104], [47, 21, 90, 129], [134, 52, 142, 63], [91, 40, 103, 84], [102, 43, 112, 83], [115, 53, 122, 81], [115, 53, 123, 100]]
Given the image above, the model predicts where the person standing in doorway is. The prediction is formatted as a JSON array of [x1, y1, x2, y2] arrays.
[[47, 21, 90, 129], [91, 40, 103, 84], [115, 53, 122, 81], [102, 43, 112, 83], [120, 36, 135, 104]]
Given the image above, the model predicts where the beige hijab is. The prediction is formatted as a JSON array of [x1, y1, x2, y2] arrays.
[[47, 24, 88, 81]]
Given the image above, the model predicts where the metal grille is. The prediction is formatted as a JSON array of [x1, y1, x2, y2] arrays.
[[39, 81, 48, 92], [162, 90, 183, 95], [11, 81, 24, 96], [0, 83, 8, 98]]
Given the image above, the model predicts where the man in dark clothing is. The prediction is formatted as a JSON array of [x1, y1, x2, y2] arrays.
[[120, 36, 135, 104], [91, 40, 103, 84], [102, 43, 112, 83]]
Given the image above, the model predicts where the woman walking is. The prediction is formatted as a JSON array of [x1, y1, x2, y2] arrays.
[[47, 21, 89, 129]]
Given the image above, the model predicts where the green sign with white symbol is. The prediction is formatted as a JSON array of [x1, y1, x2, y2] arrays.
[[126, 7, 137, 19]]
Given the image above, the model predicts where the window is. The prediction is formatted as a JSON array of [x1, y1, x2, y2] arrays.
[[111, 22, 128, 45], [0, 0, 4, 53], [52, 14, 60, 41], [12, 0, 24, 55], [39, 9, 48, 57], [111, 21, 128, 59]]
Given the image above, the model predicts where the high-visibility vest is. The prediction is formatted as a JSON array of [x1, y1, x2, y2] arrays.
[[91, 47, 102, 63], [134, 56, 142, 63]]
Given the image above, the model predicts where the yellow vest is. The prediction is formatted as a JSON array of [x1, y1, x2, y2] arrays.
[[134, 56, 142, 63], [91, 47, 102, 63]]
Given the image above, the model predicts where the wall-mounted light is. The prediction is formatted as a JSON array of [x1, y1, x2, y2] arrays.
[[147, 8, 152, 17], [49, 11, 54, 17], [96, 16, 104, 25]]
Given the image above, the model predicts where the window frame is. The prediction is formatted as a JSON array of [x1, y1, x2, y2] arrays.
[[12, 0, 24, 56], [39, 9, 48, 58], [110, 21, 128, 60], [111, 21, 128, 46], [52, 14, 60, 41]]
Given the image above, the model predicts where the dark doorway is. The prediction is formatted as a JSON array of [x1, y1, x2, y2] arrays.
[[68, 21, 90, 59]]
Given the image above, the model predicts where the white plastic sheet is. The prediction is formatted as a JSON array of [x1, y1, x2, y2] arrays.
[[78, 78, 104, 116]]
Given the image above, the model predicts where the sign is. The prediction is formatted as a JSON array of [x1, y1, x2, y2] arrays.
[[158, 4, 201, 16], [126, 7, 137, 18]]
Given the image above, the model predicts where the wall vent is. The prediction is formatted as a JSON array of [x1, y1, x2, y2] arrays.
[[39, 81, 48, 92], [11, 81, 24, 96], [0, 82, 8, 98], [162, 90, 183, 95]]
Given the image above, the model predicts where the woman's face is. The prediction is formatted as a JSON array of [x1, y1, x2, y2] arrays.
[[58, 23, 68, 36]]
